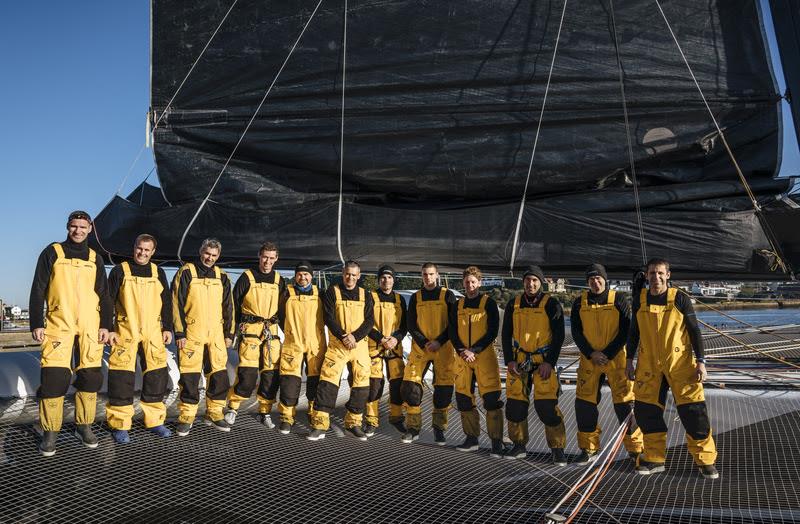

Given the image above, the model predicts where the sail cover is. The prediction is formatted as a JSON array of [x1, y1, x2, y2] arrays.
[[93, 0, 799, 277]]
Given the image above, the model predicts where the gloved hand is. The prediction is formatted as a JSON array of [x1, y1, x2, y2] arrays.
[[632, 270, 646, 293]]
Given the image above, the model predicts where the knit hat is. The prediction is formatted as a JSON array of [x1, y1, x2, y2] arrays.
[[585, 263, 608, 282], [295, 260, 313, 273], [377, 264, 395, 277], [522, 265, 545, 283]]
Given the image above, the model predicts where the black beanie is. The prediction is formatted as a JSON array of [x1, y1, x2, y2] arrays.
[[522, 265, 546, 283], [585, 263, 608, 281], [377, 264, 395, 277], [295, 260, 313, 273]]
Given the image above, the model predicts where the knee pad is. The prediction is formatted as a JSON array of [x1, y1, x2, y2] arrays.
[[400, 380, 423, 407], [74, 367, 103, 393], [179, 373, 201, 404], [206, 370, 230, 400], [314, 380, 339, 413], [368, 377, 385, 402], [634, 400, 668, 434], [677, 402, 712, 440], [258, 370, 279, 400], [432, 385, 453, 409], [575, 398, 599, 433], [505, 398, 529, 423], [280, 375, 302, 406], [388, 378, 402, 405], [481, 390, 503, 411], [306, 375, 321, 400], [107, 369, 136, 405], [346, 386, 370, 414], [533, 399, 562, 427], [455, 392, 473, 412], [38, 367, 72, 399], [141, 368, 169, 403], [234, 367, 258, 397]]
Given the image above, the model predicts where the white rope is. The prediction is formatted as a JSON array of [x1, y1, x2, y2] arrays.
[[653, 0, 790, 274], [176, 0, 326, 261], [335, 0, 348, 265], [609, 0, 647, 265], [508, 0, 569, 272], [115, 0, 240, 198]]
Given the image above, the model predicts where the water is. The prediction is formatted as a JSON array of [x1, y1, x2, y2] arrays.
[[695, 308, 800, 329]]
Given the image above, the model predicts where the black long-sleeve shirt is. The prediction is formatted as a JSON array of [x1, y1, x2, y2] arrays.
[[448, 293, 500, 354], [322, 284, 375, 342], [29, 239, 113, 331], [368, 290, 408, 342], [407, 287, 458, 347], [570, 289, 630, 360], [501, 292, 564, 367], [172, 261, 234, 340], [232, 267, 286, 325], [107, 262, 173, 332], [627, 288, 704, 360]]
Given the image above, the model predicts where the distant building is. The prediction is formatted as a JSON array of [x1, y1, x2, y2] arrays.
[[690, 282, 742, 299], [547, 278, 566, 293]]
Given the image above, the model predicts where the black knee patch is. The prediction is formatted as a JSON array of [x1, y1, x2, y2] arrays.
[[37, 367, 72, 399], [634, 400, 668, 434], [400, 380, 423, 407], [258, 370, 280, 401], [455, 392, 474, 412], [179, 373, 201, 404], [305, 376, 320, 402], [482, 390, 503, 411], [346, 386, 370, 414], [74, 367, 103, 393], [533, 399, 562, 427], [677, 402, 712, 440], [388, 378, 402, 406], [505, 398, 529, 423], [107, 369, 135, 406], [141, 368, 169, 403], [368, 377, 385, 403], [314, 380, 339, 413], [575, 398, 599, 433], [233, 367, 258, 399], [432, 385, 453, 409], [280, 375, 302, 406], [613, 401, 639, 434], [206, 369, 230, 401]]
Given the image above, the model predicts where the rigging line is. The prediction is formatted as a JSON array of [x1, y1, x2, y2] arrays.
[[175, 0, 326, 262], [508, 0, 569, 272], [609, 0, 647, 265], [653, 0, 791, 276], [336, 0, 348, 265], [696, 318, 800, 370], [115, 0, 240, 197]]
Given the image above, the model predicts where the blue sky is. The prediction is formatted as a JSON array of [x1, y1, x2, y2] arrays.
[[0, 1, 798, 307]]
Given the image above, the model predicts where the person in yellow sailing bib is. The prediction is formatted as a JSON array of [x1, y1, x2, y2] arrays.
[[364, 265, 407, 436], [225, 242, 286, 429], [448, 266, 504, 456], [29, 210, 113, 456], [276, 261, 327, 435], [106, 234, 174, 443], [172, 238, 234, 436], [502, 266, 567, 466], [571, 263, 642, 465], [308, 261, 375, 441], [626, 258, 718, 479], [400, 262, 458, 444]]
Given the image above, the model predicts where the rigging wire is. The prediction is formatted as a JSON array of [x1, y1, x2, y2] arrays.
[[175, 0, 326, 262], [609, 0, 647, 265], [508, 0, 569, 272], [336, 0, 348, 265], [653, 0, 792, 278]]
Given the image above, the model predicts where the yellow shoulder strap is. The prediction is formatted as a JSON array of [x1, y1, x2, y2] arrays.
[[187, 263, 198, 279], [479, 294, 488, 309], [438, 288, 446, 302], [394, 292, 402, 307], [287, 285, 297, 297], [514, 295, 522, 309], [607, 289, 616, 305], [371, 291, 379, 303], [457, 298, 465, 312], [214, 266, 222, 279], [121, 261, 132, 278], [667, 287, 678, 305], [88, 248, 96, 264], [150, 263, 158, 278], [334, 285, 343, 302], [52, 243, 65, 259], [639, 288, 648, 309], [540, 294, 550, 309], [581, 290, 588, 308], [312, 284, 319, 296], [244, 269, 255, 285], [358, 287, 365, 302]]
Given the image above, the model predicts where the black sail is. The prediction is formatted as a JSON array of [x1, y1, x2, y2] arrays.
[[93, 0, 799, 277]]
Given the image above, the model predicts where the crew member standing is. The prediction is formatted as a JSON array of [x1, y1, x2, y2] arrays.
[[106, 234, 173, 443], [571, 263, 642, 464], [502, 266, 567, 465], [627, 258, 718, 479], [308, 261, 375, 441], [364, 265, 407, 436], [225, 242, 285, 428], [449, 266, 504, 456], [29, 210, 113, 456], [172, 238, 234, 436]]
